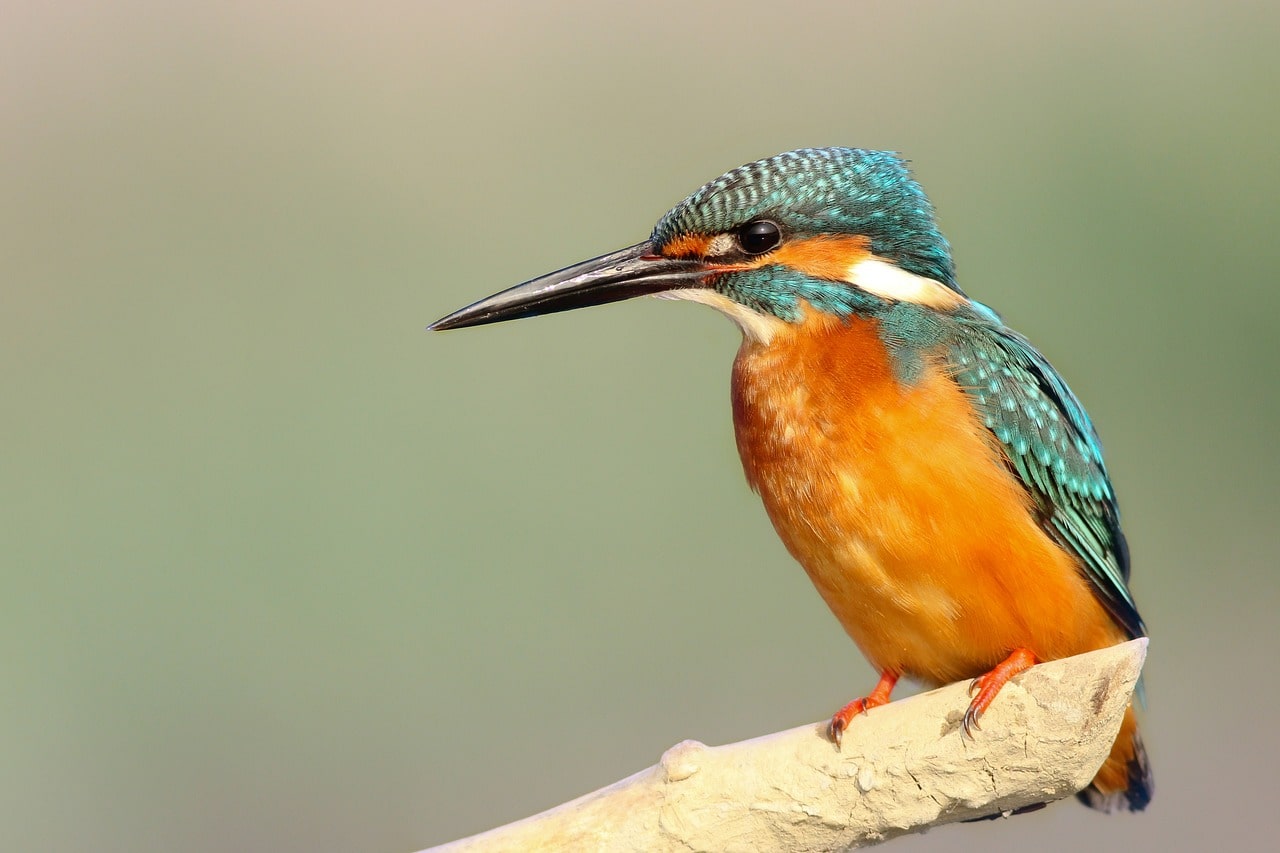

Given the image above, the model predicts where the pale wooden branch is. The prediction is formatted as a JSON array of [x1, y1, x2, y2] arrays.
[[424, 639, 1147, 852]]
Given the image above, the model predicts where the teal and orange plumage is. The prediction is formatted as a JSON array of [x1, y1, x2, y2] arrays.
[[431, 147, 1152, 812]]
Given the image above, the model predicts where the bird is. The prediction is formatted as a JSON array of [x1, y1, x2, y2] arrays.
[[429, 147, 1152, 813]]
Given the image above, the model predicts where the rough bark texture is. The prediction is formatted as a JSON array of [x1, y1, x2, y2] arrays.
[[424, 639, 1147, 852]]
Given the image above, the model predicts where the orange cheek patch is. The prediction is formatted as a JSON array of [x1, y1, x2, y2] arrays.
[[760, 235, 872, 279], [659, 233, 712, 258]]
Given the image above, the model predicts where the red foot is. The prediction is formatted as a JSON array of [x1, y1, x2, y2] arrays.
[[829, 670, 899, 749], [963, 648, 1038, 737]]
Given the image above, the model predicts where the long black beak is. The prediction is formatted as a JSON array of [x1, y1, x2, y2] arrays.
[[428, 241, 709, 331]]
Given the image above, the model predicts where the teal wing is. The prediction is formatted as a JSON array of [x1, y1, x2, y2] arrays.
[[948, 320, 1145, 640]]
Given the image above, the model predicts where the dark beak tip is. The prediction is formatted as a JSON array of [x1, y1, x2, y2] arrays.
[[427, 309, 497, 332], [427, 308, 486, 331]]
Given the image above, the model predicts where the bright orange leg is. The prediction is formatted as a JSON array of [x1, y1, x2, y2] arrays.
[[829, 670, 899, 749], [963, 648, 1038, 737]]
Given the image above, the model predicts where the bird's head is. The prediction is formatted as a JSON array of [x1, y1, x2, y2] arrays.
[[430, 148, 970, 342]]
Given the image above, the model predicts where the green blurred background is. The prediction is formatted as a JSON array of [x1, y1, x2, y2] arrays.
[[4, 1, 1278, 851]]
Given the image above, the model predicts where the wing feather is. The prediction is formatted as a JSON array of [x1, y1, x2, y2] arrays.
[[948, 319, 1145, 639]]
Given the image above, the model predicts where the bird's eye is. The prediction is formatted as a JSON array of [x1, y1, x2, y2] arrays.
[[736, 220, 782, 255]]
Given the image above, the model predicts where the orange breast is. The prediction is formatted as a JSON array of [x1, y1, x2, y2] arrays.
[[731, 309, 1126, 684]]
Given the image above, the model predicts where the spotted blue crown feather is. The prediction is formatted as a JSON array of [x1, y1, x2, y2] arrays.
[[652, 148, 959, 289]]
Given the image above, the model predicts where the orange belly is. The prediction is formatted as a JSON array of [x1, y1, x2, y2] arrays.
[[731, 311, 1127, 684]]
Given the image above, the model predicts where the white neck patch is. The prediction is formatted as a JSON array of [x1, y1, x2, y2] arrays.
[[846, 257, 963, 309], [655, 289, 789, 345]]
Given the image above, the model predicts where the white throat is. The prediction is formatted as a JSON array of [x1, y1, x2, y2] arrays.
[[655, 289, 790, 345]]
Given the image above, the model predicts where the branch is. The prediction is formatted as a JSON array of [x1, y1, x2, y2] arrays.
[[423, 639, 1147, 852]]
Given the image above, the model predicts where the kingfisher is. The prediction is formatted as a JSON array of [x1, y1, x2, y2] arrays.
[[430, 147, 1152, 812]]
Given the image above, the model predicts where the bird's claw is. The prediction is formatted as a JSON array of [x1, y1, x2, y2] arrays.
[[827, 671, 900, 751], [829, 717, 844, 749], [960, 648, 1037, 740], [828, 698, 870, 749]]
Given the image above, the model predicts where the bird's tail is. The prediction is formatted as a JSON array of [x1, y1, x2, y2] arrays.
[[1078, 703, 1153, 812]]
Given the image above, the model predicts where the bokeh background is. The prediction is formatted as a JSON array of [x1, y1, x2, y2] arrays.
[[4, 2, 1279, 851]]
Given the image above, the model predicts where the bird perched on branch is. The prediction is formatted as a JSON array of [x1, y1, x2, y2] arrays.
[[430, 147, 1151, 812]]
